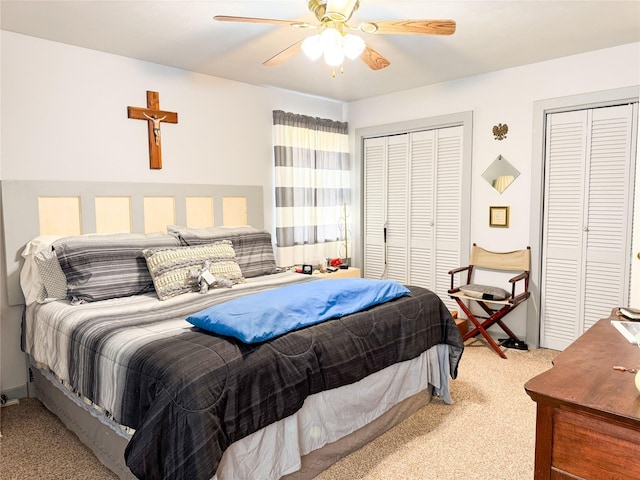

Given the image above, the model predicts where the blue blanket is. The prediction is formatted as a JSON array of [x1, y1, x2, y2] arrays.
[[186, 278, 410, 343]]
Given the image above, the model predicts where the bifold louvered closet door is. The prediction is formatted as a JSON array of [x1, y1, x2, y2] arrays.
[[541, 104, 636, 350], [363, 126, 463, 309]]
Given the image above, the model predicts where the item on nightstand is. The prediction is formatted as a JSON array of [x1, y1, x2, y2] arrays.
[[329, 258, 343, 267], [618, 307, 640, 321], [188, 261, 233, 293]]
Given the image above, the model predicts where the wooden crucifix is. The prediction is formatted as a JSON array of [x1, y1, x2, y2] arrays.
[[127, 91, 178, 169]]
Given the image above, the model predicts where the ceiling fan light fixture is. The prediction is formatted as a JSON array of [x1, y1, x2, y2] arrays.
[[319, 27, 342, 50], [324, 45, 345, 66], [301, 34, 323, 60], [342, 33, 365, 59], [303, 27, 363, 66]]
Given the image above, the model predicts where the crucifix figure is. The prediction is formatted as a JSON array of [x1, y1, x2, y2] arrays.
[[143, 112, 166, 146], [127, 91, 178, 169]]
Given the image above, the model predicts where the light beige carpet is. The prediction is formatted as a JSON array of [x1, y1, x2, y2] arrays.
[[315, 342, 557, 480], [0, 341, 557, 479]]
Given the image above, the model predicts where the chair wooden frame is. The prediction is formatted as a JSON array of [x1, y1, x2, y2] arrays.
[[448, 244, 531, 359]]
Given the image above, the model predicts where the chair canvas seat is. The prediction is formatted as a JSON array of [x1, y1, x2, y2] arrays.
[[449, 290, 513, 306], [448, 244, 531, 359]]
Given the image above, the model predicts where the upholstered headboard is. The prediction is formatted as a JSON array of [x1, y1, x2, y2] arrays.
[[1, 180, 264, 305]]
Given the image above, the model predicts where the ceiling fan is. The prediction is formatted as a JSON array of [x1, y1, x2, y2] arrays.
[[214, 0, 456, 73]]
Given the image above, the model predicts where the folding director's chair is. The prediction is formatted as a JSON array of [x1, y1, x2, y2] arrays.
[[448, 244, 530, 359]]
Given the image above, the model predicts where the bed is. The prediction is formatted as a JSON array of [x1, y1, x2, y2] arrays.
[[2, 180, 464, 480]]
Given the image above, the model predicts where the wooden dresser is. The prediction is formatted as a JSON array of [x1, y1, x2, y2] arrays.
[[524, 310, 640, 480]]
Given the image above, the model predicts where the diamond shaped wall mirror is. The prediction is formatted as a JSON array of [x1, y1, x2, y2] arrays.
[[482, 155, 520, 194]]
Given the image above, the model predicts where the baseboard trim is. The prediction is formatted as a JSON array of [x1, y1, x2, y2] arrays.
[[1, 383, 29, 402]]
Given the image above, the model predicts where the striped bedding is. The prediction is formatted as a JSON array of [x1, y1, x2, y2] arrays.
[[23, 272, 463, 480]]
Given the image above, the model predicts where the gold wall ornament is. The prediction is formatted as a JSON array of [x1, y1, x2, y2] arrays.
[[492, 123, 508, 140]]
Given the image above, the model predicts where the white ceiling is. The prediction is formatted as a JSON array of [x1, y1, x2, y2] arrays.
[[2, 1, 639, 102]]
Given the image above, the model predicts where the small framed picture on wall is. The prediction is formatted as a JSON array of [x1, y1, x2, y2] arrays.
[[489, 206, 510, 228]]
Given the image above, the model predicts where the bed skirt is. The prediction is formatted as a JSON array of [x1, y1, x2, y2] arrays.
[[279, 389, 431, 480], [31, 345, 447, 480]]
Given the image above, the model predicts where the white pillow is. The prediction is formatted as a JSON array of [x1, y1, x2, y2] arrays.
[[20, 235, 63, 304]]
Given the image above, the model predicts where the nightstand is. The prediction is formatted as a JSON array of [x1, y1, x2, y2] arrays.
[[314, 267, 362, 279]]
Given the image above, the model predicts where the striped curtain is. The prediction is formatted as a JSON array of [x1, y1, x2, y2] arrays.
[[273, 110, 351, 267]]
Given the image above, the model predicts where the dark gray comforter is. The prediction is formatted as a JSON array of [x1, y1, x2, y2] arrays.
[[122, 285, 462, 479]]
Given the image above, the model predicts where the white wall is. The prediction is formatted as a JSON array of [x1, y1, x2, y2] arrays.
[[346, 42, 640, 341], [0, 31, 344, 395]]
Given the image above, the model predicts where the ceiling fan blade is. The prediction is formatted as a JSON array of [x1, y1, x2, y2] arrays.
[[263, 39, 305, 67], [214, 15, 315, 29], [360, 45, 391, 70], [359, 19, 456, 35]]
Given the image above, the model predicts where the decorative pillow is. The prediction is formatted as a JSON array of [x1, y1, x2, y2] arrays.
[[20, 235, 64, 305], [187, 278, 410, 343], [34, 249, 67, 302], [459, 284, 510, 301], [143, 241, 245, 301], [169, 226, 278, 278], [53, 233, 180, 303]]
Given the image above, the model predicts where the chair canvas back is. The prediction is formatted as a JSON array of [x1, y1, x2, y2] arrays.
[[470, 245, 530, 272]]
